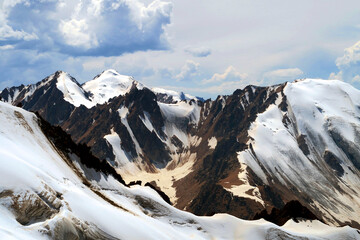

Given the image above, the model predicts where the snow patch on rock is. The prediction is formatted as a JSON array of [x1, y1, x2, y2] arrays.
[[208, 136, 217, 149]]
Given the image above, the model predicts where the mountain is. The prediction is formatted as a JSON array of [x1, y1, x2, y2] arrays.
[[2, 101, 359, 239], [2, 70, 360, 230]]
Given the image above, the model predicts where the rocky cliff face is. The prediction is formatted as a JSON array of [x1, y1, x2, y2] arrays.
[[2, 70, 360, 229]]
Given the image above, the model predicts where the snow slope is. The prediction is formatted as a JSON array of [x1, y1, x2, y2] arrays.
[[56, 71, 93, 108], [105, 100, 202, 202], [1, 102, 358, 239], [237, 79, 360, 226], [159, 101, 201, 146]]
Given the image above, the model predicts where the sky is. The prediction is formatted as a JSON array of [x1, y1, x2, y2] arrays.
[[1, 0, 360, 99]]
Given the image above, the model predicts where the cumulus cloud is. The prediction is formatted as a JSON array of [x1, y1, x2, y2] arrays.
[[202, 66, 248, 84], [352, 75, 360, 84], [175, 60, 200, 81], [0, 24, 38, 42], [0, 0, 172, 56], [330, 41, 360, 88], [263, 68, 303, 84], [329, 71, 342, 80], [60, 19, 98, 49], [335, 41, 360, 67], [0, 1, 39, 42], [184, 47, 211, 57]]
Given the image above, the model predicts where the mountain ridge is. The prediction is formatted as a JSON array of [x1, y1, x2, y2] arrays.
[[0, 69, 202, 109], [1, 70, 360, 229]]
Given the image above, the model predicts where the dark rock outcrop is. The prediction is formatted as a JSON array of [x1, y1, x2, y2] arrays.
[[323, 150, 344, 176], [145, 182, 172, 205], [253, 200, 320, 226], [36, 112, 126, 186]]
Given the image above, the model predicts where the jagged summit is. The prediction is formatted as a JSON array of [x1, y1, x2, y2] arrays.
[[0, 69, 199, 109]]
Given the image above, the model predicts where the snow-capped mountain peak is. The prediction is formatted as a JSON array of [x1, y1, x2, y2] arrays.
[[82, 69, 136, 105], [55, 71, 94, 108], [0, 69, 199, 110]]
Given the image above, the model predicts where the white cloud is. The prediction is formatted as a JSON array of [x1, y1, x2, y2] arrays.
[[202, 66, 248, 84], [124, 0, 172, 31], [87, 0, 104, 16], [0, 45, 14, 50], [184, 47, 211, 57], [330, 41, 360, 88], [0, 21, 38, 41], [263, 68, 303, 84], [329, 71, 343, 80], [60, 19, 98, 49], [352, 75, 360, 84], [0, 0, 39, 41], [175, 60, 200, 81], [0, 0, 172, 56], [335, 41, 360, 67]]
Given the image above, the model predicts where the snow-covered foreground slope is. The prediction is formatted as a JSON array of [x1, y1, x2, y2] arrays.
[[1, 102, 359, 239]]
